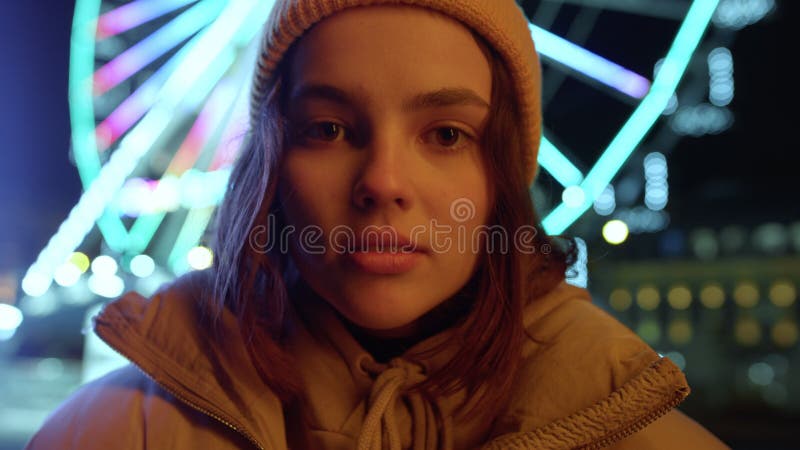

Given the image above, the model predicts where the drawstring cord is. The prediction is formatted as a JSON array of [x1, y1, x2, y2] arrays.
[[357, 357, 450, 450]]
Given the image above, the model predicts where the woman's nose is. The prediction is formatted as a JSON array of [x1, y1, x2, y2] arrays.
[[352, 132, 414, 211]]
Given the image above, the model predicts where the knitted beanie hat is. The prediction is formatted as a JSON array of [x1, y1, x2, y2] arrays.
[[250, 0, 541, 185]]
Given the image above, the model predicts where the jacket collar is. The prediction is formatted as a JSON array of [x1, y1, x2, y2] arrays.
[[93, 271, 285, 450]]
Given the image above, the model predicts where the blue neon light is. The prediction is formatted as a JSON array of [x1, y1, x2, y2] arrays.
[[531, 24, 651, 99], [543, 0, 720, 234], [538, 136, 584, 187]]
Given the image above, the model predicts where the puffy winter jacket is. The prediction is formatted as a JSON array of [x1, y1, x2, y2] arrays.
[[25, 272, 724, 449]]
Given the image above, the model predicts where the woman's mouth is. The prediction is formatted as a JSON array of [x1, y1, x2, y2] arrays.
[[346, 248, 424, 275], [346, 229, 427, 274]]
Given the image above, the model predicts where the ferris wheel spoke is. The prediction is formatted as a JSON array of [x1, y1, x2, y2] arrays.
[[94, 40, 190, 152], [93, 0, 226, 95], [100, 0, 255, 158], [531, 24, 651, 100], [120, 73, 240, 248], [539, 136, 585, 187], [21, 0, 261, 294], [540, 5, 600, 106], [167, 206, 217, 274], [542, 0, 720, 234], [97, 2, 254, 258], [118, 6, 259, 252], [96, 0, 200, 39]]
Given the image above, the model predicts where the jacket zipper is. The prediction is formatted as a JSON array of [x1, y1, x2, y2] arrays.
[[102, 340, 267, 450], [580, 394, 686, 449]]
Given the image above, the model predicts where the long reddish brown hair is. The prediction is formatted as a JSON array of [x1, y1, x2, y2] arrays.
[[210, 31, 574, 421]]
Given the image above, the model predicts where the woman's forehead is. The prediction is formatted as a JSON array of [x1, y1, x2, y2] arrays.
[[285, 4, 492, 104]]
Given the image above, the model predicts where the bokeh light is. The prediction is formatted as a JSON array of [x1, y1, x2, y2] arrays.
[[187, 246, 213, 271], [667, 285, 693, 310], [129, 254, 156, 278], [768, 280, 796, 308], [733, 281, 759, 308], [609, 288, 633, 311], [603, 220, 629, 245], [91, 255, 119, 277], [700, 283, 726, 309], [636, 285, 661, 311]]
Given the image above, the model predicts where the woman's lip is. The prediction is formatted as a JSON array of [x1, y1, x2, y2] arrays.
[[349, 228, 429, 253], [346, 249, 424, 275]]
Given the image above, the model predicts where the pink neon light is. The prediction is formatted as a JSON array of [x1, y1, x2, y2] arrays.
[[93, 1, 214, 96], [94, 53, 147, 95], [165, 81, 233, 174], [167, 116, 208, 175], [95, 84, 157, 152], [97, 0, 196, 39]]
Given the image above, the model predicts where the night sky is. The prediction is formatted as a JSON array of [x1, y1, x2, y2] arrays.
[[1, 1, 80, 274]]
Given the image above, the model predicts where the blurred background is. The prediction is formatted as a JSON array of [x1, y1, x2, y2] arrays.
[[0, 0, 795, 448]]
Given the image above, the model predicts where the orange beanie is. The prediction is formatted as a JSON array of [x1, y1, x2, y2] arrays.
[[250, 0, 541, 185]]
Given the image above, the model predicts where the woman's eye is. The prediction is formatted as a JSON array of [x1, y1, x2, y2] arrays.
[[300, 121, 346, 142], [429, 126, 471, 150]]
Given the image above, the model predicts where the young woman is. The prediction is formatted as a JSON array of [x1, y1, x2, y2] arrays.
[[27, 0, 729, 448]]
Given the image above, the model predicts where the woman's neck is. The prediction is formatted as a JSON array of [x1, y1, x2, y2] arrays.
[[339, 284, 476, 363], [290, 277, 477, 363], [342, 319, 420, 363]]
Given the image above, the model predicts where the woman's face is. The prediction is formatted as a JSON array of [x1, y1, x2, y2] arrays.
[[278, 5, 493, 337]]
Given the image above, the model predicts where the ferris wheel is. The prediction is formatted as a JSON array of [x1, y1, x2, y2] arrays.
[[22, 0, 765, 298], [523, 0, 768, 240]]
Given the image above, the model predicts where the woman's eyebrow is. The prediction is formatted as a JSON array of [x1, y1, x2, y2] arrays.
[[403, 87, 490, 112], [288, 83, 489, 111], [289, 83, 364, 108]]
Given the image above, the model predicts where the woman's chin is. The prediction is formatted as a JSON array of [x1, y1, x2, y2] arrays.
[[337, 301, 426, 338]]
